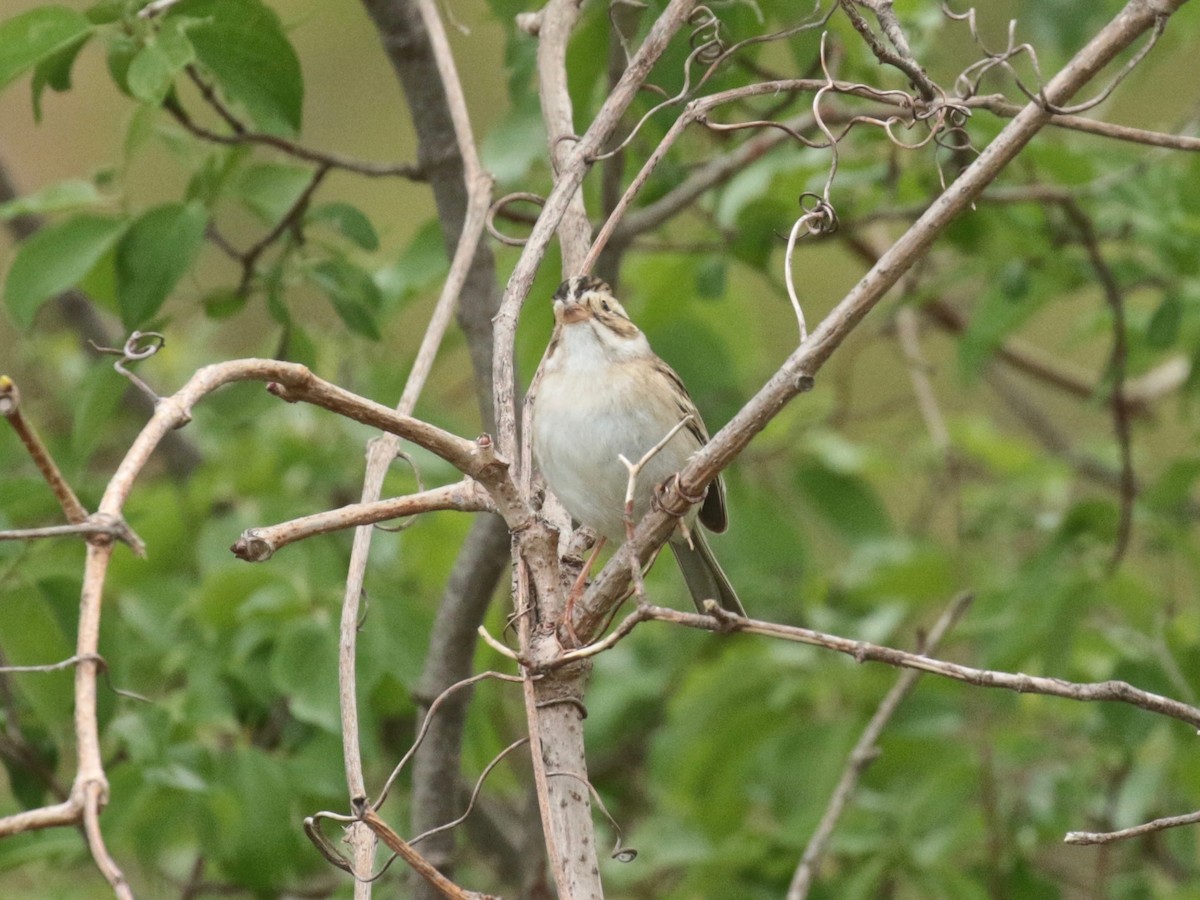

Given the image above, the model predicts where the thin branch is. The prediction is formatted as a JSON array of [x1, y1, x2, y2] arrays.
[[966, 93, 1200, 151], [164, 70, 426, 179], [0, 377, 88, 524], [1066, 809, 1200, 846], [0, 522, 141, 547], [536, 0, 593, 274], [0, 654, 101, 675], [230, 480, 495, 562], [82, 782, 133, 900], [234, 163, 331, 296], [788, 591, 973, 899], [359, 2, 508, 894], [894, 307, 950, 455], [838, 0, 936, 100], [1058, 200, 1136, 570], [357, 806, 497, 900], [335, 1, 497, 891], [618, 604, 1200, 729]]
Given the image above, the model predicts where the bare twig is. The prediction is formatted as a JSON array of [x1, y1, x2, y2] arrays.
[[82, 781, 133, 900], [376, 671, 526, 810], [0, 521, 140, 547], [617, 415, 697, 601], [0, 377, 88, 524], [0, 654, 101, 675], [1058, 200, 1136, 570], [164, 71, 426, 179], [966, 93, 1200, 151], [1066, 809, 1200, 846], [537, 0, 593, 274], [788, 591, 973, 899], [625, 603, 1200, 728], [230, 480, 495, 562], [232, 164, 331, 296], [894, 307, 950, 455], [331, 1, 498, 891], [358, 806, 498, 900], [839, 0, 937, 100]]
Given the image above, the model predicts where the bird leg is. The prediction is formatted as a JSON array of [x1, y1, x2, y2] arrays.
[[563, 535, 606, 645]]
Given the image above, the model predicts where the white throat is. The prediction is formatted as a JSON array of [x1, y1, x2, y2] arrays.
[[553, 320, 651, 373]]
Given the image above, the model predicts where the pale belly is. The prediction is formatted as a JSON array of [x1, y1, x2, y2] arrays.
[[533, 367, 698, 542]]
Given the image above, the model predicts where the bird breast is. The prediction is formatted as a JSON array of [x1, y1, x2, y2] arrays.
[[534, 341, 700, 542]]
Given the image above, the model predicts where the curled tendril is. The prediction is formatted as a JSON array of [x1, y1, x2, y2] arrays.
[[486, 192, 546, 247], [374, 450, 426, 533], [783, 193, 837, 346], [688, 5, 725, 66], [797, 192, 839, 235], [303, 812, 401, 882], [589, 6, 727, 162], [695, 1, 834, 93], [546, 769, 638, 863], [944, 4, 1164, 117], [89, 331, 168, 408], [591, 2, 832, 163], [408, 738, 530, 848], [932, 124, 977, 190], [607, 0, 646, 68]]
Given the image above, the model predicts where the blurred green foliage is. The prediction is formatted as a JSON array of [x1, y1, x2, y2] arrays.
[[3, 0, 1200, 897]]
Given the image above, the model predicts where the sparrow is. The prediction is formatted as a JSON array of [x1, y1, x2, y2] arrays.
[[532, 275, 745, 616]]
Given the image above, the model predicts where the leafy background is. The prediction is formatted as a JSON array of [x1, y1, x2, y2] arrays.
[[3, 0, 1200, 897]]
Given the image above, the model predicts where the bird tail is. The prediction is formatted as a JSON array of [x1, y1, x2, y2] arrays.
[[669, 531, 746, 616]]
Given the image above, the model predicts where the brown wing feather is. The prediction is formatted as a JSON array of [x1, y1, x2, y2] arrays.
[[652, 358, 728, 534]]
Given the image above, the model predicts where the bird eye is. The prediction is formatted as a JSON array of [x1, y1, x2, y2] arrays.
[[601, 300, 611, 312]]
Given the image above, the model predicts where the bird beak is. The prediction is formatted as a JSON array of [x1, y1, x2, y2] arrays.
[[554, 299, 590, 325]]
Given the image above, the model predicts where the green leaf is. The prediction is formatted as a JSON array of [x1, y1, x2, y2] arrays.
[[105, 32, 138, 96], [307, 202, 379, 251], [126, 44, 174, 104], [200, 287, 247, 320], [237, 162, 312, 223], [170, 0, 302, 135], [796, 461, 892, 539], [731, 197, 790, 270], [0, 6, 92, 91], [269, 621, 339, 732], [30, 30, 89, 120], [309, 259, 383, 340], [0, 179, 102, 220], [72, 364, 127, 461], [1146, 292, 1182, 349], [126, 17, 195, 104], [694, 257, 726, 300], [375, 220, 449, 305], [4, 214, 127, 327], [115, 201, 208, 327], [480, 105, 546, 184], [85, 0, 126, 26]]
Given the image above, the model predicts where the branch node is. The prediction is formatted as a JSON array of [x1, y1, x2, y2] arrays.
[[230, 529, 273, 562]]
